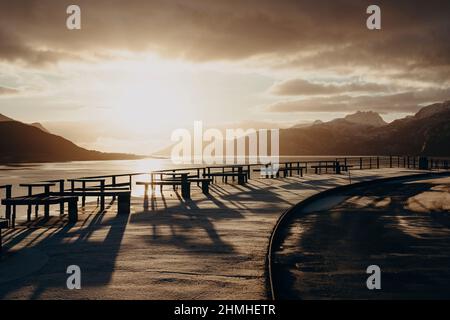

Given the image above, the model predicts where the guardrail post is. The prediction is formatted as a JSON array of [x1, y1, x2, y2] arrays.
[[12, 205, 16, 228], [238, 166, 245, 185], [82, 181, 86, 206], [112, 176, 117, 201], [58, 180, 64, 215], [100, 180, 105, 211], [27, 185, 32, 221], [44, 185, 50, 218], [5, 185, 11, 221], [181, 174, 190, 199]]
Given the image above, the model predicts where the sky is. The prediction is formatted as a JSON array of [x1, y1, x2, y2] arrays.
[[0, 0, 449, 154]]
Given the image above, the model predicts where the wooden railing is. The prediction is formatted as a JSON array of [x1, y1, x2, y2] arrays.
[[1, 155, 449, 218]]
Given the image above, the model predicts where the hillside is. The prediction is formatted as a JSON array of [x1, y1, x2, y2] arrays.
[[279, 101, 450, 156], [153, 101, 450, 158], [0, 120, 142, 163]]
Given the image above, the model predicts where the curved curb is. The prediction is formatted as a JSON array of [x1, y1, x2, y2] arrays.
[[266, 171, 450, 300]]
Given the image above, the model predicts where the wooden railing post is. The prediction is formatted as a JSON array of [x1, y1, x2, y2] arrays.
[[82, 181, 86, 206], [390, 155, 393, 168], [100, 180, 105, 211], [44, 185, 50, 218], [360, 157, 363, 170], [112, 176, 117, 201], [27, 185, 32, 221], [181, 174, 190, 199], [377, 156, 380, 169], [4, 185, 11, 221], [58, 180, 64, 215], [238, 166, 245, 185]]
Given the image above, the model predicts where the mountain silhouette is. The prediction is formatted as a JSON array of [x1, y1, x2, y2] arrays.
[[279, 101, 450, 156], [30, 122, 50, 133], [1, 114, 51, 133], [153, 101, 450, 158], [0, 116, 142, 163], [0, 113, 14, 122], [344, 111, 387, 127]]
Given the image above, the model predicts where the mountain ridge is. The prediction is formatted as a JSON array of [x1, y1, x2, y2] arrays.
[[279, 101, 450, 156], [0, 117, 143, 163]]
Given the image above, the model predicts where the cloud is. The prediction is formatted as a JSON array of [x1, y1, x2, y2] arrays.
[[0, 86, 19, 95], [268, 89, 450, 113], [0, 0, 449, 69], [1, 0, 449, 116], [0, 29, 83, 66], [271, 79, 391, 96]]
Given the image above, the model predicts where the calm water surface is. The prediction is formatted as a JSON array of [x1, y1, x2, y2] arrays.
[[0, 156, 340, 219]]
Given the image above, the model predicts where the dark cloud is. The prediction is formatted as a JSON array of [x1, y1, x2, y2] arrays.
[[0, 28, 83, 66], [268, 89, 450, 113], [0, 0, 449, 115], [271, 79, 391, 95], [0, 0, 449, 67]]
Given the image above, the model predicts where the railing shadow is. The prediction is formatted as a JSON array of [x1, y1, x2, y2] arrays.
[[0, 202, 129, 299]]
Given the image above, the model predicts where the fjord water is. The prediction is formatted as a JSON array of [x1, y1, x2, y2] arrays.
[[0, 156, 341, 188], [0, 158, 174, 219], [0, 156, 340, 219]]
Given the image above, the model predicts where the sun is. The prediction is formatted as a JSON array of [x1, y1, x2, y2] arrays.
[[102, 57, 195, 128]]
